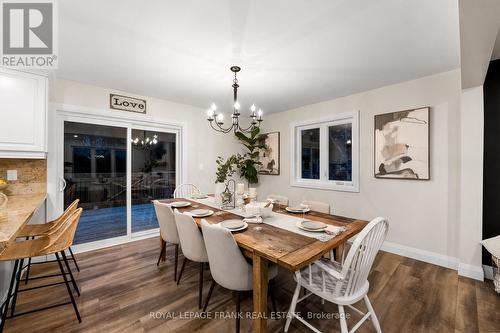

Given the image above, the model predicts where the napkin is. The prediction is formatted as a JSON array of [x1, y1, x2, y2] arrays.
[[243, 216, 263, 224], [314, 225, 346, 242]]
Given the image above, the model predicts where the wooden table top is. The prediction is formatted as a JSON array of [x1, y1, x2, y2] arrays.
[[160, 198, 368, 271], [0, 193, 46, 252]]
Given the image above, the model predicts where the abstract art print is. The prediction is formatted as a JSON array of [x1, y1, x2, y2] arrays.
[[257, 132, 280, 175], [374, 107, 430, 180]]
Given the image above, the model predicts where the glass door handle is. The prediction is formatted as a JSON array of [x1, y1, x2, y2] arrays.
[[60, 177, 67, 192]]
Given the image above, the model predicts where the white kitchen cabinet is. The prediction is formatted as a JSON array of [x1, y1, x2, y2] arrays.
[[0, 68, 47, 158]]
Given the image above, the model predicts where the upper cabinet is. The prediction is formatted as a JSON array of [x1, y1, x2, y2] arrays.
[[0, 68, 47, 158]]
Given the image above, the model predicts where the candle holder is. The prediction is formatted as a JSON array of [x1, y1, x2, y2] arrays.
[[221, 179, 236, 210]]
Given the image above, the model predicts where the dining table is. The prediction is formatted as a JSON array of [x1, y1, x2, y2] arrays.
[[159, 197, 368, 333]]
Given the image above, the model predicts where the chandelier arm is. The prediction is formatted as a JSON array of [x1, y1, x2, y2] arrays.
[[210, 119, 233, 134], [237, 121, 259, 133]]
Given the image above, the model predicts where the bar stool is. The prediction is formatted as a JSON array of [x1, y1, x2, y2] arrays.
[[0, 208, 83, 332], [16, 199, 81, 284]]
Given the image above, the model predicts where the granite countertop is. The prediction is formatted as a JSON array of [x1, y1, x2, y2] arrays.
[[0, 193, 47, 251]]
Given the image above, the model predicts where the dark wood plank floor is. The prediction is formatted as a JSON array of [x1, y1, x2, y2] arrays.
[[4, 238, 500, 333]]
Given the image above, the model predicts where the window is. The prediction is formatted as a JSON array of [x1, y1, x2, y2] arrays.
[[291, 111, 359, 192]]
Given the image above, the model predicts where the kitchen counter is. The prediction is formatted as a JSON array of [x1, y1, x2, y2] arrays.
[[0, 193, 47, 252]]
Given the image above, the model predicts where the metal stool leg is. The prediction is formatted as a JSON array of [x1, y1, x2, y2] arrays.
[[9, 258, 24, 317], [68, 247, 80, 272], [61, 251, 80, 296], [0, 259, 19, 332], [55, 252, 81, 323]]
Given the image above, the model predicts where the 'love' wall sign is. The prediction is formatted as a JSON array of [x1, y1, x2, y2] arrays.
[[110, 94, 147, 114]]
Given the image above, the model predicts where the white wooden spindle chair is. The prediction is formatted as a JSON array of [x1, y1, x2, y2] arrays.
[[173, 183, 201, 198], [284, 217, 388, 333]]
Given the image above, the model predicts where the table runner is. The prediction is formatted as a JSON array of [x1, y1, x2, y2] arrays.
[[190, 197, 343, 242]]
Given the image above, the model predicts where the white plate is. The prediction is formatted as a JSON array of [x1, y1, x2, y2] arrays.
[[170, 201, 191, 208], [188, 209, 214, 217], [295, 221, 327, 232], [220, 221, 248, 232], [286, 207, 311, 214], [220, 219, 245, 229], [301, 220, 326, 230]]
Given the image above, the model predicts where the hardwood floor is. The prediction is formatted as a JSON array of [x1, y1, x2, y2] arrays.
[[4, 238, 500, 333]]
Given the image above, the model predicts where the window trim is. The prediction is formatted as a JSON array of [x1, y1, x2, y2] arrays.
[[290, 110, 359, 192]]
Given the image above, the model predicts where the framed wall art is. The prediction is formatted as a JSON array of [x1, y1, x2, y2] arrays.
[[374, 107, 430, 180]]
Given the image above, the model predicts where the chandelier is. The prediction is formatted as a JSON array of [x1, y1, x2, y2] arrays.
[[206, 66, 263, 133]]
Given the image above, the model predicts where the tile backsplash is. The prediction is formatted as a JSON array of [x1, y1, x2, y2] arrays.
[[0, 159, 46, 195]]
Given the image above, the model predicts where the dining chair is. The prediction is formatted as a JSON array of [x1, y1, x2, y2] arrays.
[[267, 194, 289, 206], [301, 200, 330, 214], [173, 183, 201, 198], [284, 217, 388, 333], [15, 199, 81, 284], [173, 210, 210, 309], [153, 200, 181, 281], [201, 220, 278, 333], [0, 208, 83, 331]]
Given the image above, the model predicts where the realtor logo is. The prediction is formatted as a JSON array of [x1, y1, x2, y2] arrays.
[[1, 0, 58, 68]]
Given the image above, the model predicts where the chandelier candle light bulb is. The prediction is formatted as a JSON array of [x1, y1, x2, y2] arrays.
[[217, 113, 224, 124]]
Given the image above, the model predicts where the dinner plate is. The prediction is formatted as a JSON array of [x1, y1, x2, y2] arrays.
[[220, 219, 245, 229], [296, 221, 327, 232], [301, 220, 326, 230], [286, 207, 311, 214], [170, 201, 191, 208], [220, 221, 248, 232], [188, 209, 214, 217]]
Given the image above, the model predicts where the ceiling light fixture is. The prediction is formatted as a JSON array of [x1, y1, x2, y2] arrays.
[[206, 66, 263, 133]]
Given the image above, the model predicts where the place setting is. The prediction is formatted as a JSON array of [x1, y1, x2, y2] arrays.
[[168, 201, 191, 208], [285, 203, 311, 214], [185, 208, 214, 218], [219, 219, 248, 232]]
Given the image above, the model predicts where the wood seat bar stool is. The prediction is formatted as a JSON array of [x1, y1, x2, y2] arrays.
[[0, 208, 83, 332], [16, 199, 81, 284]]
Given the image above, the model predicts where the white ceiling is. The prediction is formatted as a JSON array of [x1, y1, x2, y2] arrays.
[[57, 0, 460, 114]]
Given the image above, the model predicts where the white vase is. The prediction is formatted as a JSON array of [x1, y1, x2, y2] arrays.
[[215, 183, 225, 204]]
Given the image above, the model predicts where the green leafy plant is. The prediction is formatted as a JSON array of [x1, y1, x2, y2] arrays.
[[235, 128, 265, 184], [215, 154, 242, 183]]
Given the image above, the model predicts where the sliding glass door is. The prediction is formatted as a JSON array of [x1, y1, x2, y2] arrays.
[[62, 120, 179, 246], [64, 122, 128, 244], [131, 129, 176, 233]]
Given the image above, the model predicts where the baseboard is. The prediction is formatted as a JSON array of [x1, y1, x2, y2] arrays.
[[380, 241, 485, 281], [381, 241, 459, 270], [458, 263, 484, 281], [483, 264, 495, 280]]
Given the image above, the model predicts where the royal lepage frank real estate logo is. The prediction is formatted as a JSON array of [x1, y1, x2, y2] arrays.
[[1, 0, 58, 68]]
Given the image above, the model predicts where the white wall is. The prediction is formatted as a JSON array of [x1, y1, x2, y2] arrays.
[[459, 86, 484, 280], [257, 70, 464, 269], [49, 79, 239, 197]]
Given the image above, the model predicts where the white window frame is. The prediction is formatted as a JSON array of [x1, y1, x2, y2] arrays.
[[290, 110, 359, 192]]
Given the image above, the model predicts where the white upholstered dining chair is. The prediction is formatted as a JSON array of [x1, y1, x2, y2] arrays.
[[153, 201, 180, 281], [173, 183, 201, 198], [301, 200, 330, 214], [284, 217, 388, 333], [200, 220, 278, 333], [174, 210, 210, 309]]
